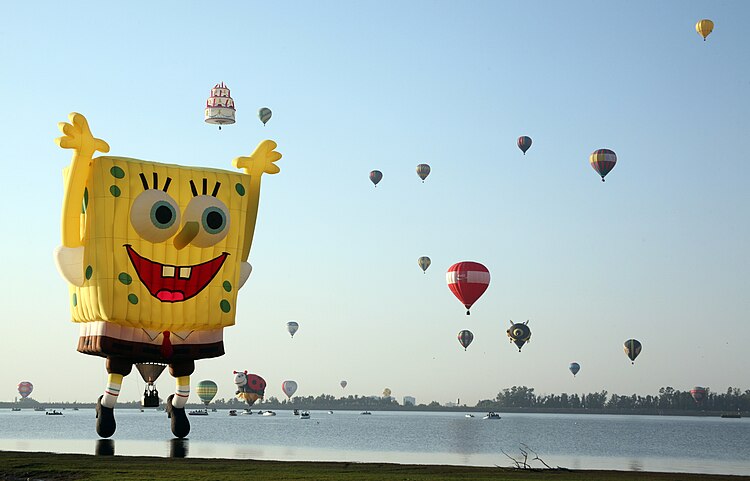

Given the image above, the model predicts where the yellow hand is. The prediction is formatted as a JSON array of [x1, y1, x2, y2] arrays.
[[232, 140, 281, 176], [56, 113, 110, 248]]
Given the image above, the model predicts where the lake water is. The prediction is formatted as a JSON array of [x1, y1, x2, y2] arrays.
[[1, 409, 749, 475]]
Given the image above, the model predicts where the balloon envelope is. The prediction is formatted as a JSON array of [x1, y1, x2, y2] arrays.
[[458, 330, 474, 350], [690, 386, 707, 403], [282, 380, 298, 399], [569, 362, 581, 376], [286, 321, 299, 338], [624, 339, 642, 363], [196, 380, 218, 405], [418, 256, 431, 273], [696, 19, 714, 40], [258, 107, 272, 125], [340, 380, 347, 389], [507, 321, 532, 351], [517, 136, 532, 154], [446, 261, 490, 315], [369, 170, 383, 186], [416, 164, 431, 181], [136, 363, 167, 383], [17, 381, 33, 399], [590, 149, 617, 181]]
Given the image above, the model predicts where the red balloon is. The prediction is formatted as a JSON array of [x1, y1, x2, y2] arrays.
[[446, 261, 490, 315]]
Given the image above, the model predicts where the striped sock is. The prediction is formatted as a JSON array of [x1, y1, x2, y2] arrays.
[[172, 376, 190, 409], [102, 374, 123, 408]]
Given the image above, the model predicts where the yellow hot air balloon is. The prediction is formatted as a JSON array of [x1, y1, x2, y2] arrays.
[[696, 19, 713, 41]]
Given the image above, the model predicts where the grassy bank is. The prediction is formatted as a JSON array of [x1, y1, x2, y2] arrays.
[[1, 452, 748, 481]]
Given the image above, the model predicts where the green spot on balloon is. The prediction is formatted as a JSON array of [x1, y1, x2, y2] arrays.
[[220, 300, 231, 313], [223, 281, 232, 292], [110, 166, 126, 179], [128, 294, 138, 305], [235, 183, 245, 196], [82, 188, 89, 214], [110, 185, 121, 197], [72, 293, 77, 307], [118, 272, 132, 285], [85, 265, 93, 280]]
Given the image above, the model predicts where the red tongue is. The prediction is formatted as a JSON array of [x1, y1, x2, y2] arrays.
[[161, 331, 173, 359], [157, 290, 185, 302]]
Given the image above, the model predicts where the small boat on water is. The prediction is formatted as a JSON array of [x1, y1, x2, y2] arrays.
[[300, 411, 310, 419], [261, 410, 276, 416], [241, 409, 253, 415], [483, 412, 501, 420], [72, 407, 79, 411], [211, 408, 217, 412], [228, 410, 238, 416], [10, 408, 21, 412], [360, 411, 372, 415], [465, 414, 475, 418], [328, 410, 334, 414], [721, 413, 742, 419], [34, 407, 46, 412], [293, 409, 300, 416], [188, 409, 209, 416], [46, 410, 63, 416]]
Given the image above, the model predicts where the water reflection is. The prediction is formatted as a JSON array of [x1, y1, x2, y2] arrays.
[[95, 439, 115, 456], [629, 459, 644, 471], [170, 438, 188, 458]]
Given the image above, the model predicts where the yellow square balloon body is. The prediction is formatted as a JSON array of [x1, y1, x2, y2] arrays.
[[67, 156, 254, 360]]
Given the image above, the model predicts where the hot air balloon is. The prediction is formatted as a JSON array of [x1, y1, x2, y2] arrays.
[[507, 321, 531, 352], [282, 380, 298, 399], [383, 388, 392, 398], [569, 362, 581, 377], [590, 149, 617, 182], [287, 321, 299, 338], [340, 380, 348, 389], [258, 107, 272, 125], [204, 82, 236, 130], [196, 380, 218, 406], [696, 19, 714, 41], [418, 256, 431, 274], [416, 164, 431, 182], [234, 371, 266, 407], [624, 339, 642, 364], [369, 170, 383, 187], [517, 136, 532, 155], [458, 330, 474, 351], [446, 261, 490, 315], [136, 363, 167, 408], [17, 381, 33, 399], [690, 386, 707, 404]]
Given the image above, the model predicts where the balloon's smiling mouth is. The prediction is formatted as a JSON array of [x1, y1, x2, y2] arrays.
[[125, 245, 228, 302]]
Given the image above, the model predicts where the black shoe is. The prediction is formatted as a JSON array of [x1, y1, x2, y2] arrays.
[[95, 395, 116, 438], [165, 394, 190, 438]]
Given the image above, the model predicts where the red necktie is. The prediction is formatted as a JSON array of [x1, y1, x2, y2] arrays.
[[161, 331, 173, 359]]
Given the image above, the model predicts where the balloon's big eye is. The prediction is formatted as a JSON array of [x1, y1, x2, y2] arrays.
[[183, 195, 230, 247], [131, 190, 181, 243]]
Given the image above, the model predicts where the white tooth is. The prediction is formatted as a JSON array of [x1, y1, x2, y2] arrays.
[[179, 267, 192, 279], [162, 265, 176, 278]]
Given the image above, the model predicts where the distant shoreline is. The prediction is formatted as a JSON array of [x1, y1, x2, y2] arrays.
[[1, 402, 744, 417], [0, 451, 747, 481]]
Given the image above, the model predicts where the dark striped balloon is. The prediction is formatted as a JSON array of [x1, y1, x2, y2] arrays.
[[507, 321, 532, 352], [623, 339, 641, 364], [369, 170, 383, 187], [590, 149, 617, 182], [517, 136, 532, 155], [416, 164, 431, 182], [457, 330, 474, 351]]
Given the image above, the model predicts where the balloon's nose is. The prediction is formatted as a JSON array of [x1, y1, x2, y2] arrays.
[[174, 221, 199, 249]]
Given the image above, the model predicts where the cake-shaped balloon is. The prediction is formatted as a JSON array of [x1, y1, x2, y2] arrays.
[[205, 82, 236, 129]]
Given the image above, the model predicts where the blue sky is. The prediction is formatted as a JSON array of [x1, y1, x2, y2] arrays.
[[0, 1, 748, 405]]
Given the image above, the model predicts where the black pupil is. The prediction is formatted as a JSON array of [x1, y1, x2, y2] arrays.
[[155, 205, 173, 225], [206, 210, 223, 230]]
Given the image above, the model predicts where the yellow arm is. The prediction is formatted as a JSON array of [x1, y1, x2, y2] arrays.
[[232, 140, 281, 261], [55, 113, 110, 247]]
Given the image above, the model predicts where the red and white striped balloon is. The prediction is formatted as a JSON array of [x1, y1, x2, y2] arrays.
[[446, 261, 490, 315]]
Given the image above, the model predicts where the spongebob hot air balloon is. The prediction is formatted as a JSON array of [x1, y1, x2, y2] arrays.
[[54, 112, 280, 439]]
